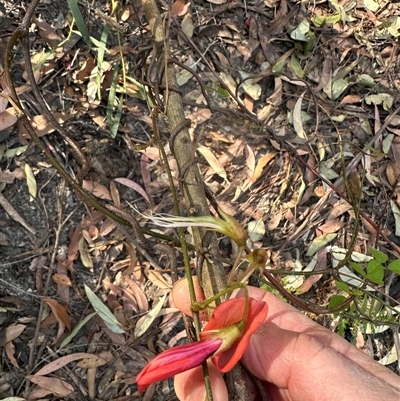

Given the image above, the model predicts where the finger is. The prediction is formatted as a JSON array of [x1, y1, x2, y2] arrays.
[[242, 287, 400, 390], [174, 360, 228, 401], [243, 324, 400, 401], [172, 276, 205, 317]]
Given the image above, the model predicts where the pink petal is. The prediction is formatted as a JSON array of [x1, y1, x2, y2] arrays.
[[136, 337, 222, 392]]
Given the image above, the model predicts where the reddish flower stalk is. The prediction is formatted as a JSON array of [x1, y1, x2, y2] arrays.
[[136, 296, 268, 392]]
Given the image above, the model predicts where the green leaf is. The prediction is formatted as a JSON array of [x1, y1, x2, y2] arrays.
[[306, 233, 337, 257], [290, 55, 304, 78], [366, 260, 384, 284], [388, 259, 400, 275], [365, 93, 393, 111], [328, 295, 347, 308], [331, 78, 349, 100], [84, 284, 125, 334], [369, 248, 388, 264], [67, 0, 91, 48], [349, 261, 366, 277], [311, 15, 326, 28], [134, 294, 167, 337], [272, 58, 285, 73], [335, 280, 351, 294], [217, 88, 230, 98], [59, 312, 96, 350], [290, 20, 311, 42], [325, 13, 341, 25], [106, 58, 123, 138]]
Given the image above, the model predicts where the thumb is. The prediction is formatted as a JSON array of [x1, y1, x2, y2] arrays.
[[174, 361, 228, 401], [242, 324, 395, 401]]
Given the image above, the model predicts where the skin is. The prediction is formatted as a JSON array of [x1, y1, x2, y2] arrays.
[[172, 281, 400, 401]]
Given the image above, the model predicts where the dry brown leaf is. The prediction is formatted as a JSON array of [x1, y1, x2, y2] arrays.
[[244, 94, 254, 113], [33, 16, 63, 48], [147, 270, 172, 289], [140, 153, 153, 197], [114, 177, 151, 204], [0, 107, 17, 131], [77, 355, 107, 369], [110, 180, 120, 207], [314, 185, 326, 197], [124, 277, 149, 313], [5, 341, 19, 368], [44, 298, 71, 332], [73, 57, 96, 83], [99, 218, 117, 236], [252, 152, 277, 183], [33, 113, 72, 135], [79, 236, 93, 270], [315, 56, 332, 92], [258, 77, 282, 121], [171, 0, 190, 16], [346, 171, 362, 201], [297, 248, 326, 294], [0, 168, 25, 184], [327, 199, 353, 219], [26, 376, 74, 397], [386, 162, 399, 187], [339, 94, 362, 105], [198, 145, 228, 182], [267, 212, 282, 231], [114, 305, 130, 329], [26, 385, 53, 399], [40, 312, 58, 329], [67, 223, 82, 263], [0, 192, 36, 234], [34, 353, 97, 376], [82, 180, 113, 200], [52, 273, 72, 286], [318, 219, 344, 234], [109, 258, 130, 272], [5, 324, 26, 342]]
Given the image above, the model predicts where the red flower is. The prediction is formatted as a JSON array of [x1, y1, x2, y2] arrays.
[[201, 297, 268, 372], [136, 296, 268, 392], [136, 337, 222, 392]]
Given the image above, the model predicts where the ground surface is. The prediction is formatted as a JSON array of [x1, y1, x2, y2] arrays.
[[0, 0, 400, 399]]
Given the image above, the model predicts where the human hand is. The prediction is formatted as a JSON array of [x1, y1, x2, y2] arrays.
[[173, 281, 400, 401]]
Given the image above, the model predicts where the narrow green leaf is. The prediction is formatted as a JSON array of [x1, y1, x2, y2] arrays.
[[107, 58, 122, 138], [84, 284, 125, 333], [66, 0, 91, 48], [134, 294, 167, 338], [59, 312, 96, 350]]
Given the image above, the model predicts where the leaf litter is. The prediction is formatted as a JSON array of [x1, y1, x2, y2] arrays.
[[0, 0, 400, 399]]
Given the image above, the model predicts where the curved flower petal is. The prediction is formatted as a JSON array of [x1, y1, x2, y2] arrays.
[[204, 297, 268, 372], [136, 337, 222, 392], [203, 297, 247, 331]]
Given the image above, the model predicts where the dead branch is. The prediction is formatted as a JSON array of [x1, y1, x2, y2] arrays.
[[141, 0, 227, 299]]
